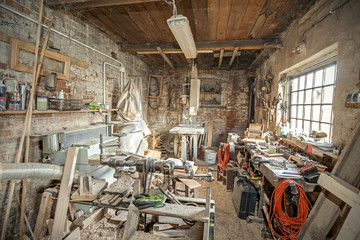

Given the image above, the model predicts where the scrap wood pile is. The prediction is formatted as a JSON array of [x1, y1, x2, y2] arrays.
[[145, 131, 174, 159], [31, 175, 134, 240]]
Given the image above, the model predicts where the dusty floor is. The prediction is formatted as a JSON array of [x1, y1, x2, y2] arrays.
[[195, 166, 263, 240]]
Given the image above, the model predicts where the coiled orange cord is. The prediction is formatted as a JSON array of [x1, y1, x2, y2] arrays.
[[269, 180, 312, 240]]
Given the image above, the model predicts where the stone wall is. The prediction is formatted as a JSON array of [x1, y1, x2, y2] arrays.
[[146, 68, 249, 146], [253, 0, 360, 145], [0, 0, 149, 238]]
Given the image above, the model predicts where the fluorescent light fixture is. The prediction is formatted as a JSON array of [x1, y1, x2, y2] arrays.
[[167, 15, 197, 59]]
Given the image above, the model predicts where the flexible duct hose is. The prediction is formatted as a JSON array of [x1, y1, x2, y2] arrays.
[[0, 163, 70, 180]]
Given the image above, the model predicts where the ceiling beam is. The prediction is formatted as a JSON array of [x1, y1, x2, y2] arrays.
[[47, 0, 162, 9], [229, 47, 239, 67], [120, 39, 282, 52], [218, 49, 224, 70], [138, 50, 213, 55], [214, 51, 241, 58], [157, 47, 175, 70], [248, 48, 277, 72]]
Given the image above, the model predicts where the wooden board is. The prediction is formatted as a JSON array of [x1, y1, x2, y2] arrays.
[[207, 122, 213, 147], [178, 178, 202, 190], [71, 179, 107, 201], [34, 192, 54, 239], [64, 227, 80, 240], [51, 147, 79, 240], [73, 208, 104, 228], [9, 38, 71, 80], [140, 204, 207, 223]]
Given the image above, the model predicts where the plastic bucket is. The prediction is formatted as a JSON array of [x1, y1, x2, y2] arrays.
[[204, 149, 217, 164]]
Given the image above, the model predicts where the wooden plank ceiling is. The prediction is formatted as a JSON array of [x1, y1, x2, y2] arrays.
[[48, 0, 316, 70]]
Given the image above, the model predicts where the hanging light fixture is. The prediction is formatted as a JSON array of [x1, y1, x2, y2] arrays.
[[167, 1, 197, 59]]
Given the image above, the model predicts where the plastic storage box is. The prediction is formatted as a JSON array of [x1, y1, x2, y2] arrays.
[[232, 176, 257, 219]]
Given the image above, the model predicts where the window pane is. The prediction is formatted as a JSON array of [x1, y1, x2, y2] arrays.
[[291, 92, 298, 105], [291, 106, 297, 118], [324, 65, 336, 85], [313, 88, 322, 104], [315, 70, 323, 87], [312, 105, 321, 121], [297, 105, 303, 118], [292, 78, 298, 91], [297, 119, 302, 129], [291, 119, 296, 132], [304, 105, 311, 120], [320, 123, 331, 137], [323, 85, 334, 104], [321, 105, 332, 123], [304, 121, 310, 136], [298, 91, 304, 104], [311, 122, 320, 132], [299, 76, 305, 90], [305, 90, 312, 104], [306, 73, 313, 88]]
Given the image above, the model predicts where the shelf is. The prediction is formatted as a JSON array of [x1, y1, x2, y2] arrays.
[[0, 109, 118, 115], [200, 92, 221, 94]]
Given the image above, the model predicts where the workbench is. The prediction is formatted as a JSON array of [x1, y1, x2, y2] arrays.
[[169, 126, 204, 161], [243, 144, 318, 220]]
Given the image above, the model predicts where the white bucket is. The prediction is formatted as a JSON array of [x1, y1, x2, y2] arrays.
[[204, 150, 217, 164]]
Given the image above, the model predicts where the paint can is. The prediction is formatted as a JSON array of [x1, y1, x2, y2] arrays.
[[4, 79, 19, 93], [0, 83, 5, 93], [8, 92, 21, 102], [8, 101, 20, 110], [0, 99, 6, 111], [20, 85, 26, 110], [204, 149, 217, 164]]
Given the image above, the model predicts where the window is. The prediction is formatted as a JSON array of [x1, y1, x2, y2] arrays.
[[289, 63, 336, 142]]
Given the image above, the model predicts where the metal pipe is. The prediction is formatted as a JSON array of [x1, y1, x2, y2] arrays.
[[0, 3, 124, 65], [103, 62, 126, 104], [0, 163, 73, 180]]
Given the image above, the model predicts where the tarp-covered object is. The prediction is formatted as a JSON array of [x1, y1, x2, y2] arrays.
[[116, 79, 142, 121]]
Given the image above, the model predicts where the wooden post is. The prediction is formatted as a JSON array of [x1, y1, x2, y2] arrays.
[[34, 192, 54, 239], [51, 147, 79, 240], [20, 21, 53, 240], [207, 122, 214, 147], [1, 1, 44, 240]]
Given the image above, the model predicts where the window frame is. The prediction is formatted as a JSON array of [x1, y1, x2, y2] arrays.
[[288, 62, 337, 141]]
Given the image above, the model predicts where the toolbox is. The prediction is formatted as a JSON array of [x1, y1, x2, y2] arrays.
[[232, 176, 257, 219]]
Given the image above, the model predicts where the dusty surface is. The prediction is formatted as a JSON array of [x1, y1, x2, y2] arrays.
[[80, 218, 123, 240], [195, 166, 263, 240]]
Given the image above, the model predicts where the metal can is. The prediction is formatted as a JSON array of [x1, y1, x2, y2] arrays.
[[0, 99, 6, 111]]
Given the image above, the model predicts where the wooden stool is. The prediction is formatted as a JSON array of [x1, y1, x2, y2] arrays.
[[172, 178, 202, 198]]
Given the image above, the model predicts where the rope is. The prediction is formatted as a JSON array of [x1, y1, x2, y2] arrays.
[[269, 179, 312, 240]]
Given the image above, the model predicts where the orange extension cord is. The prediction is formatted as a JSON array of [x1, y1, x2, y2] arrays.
[[269, 180, 312, 240]]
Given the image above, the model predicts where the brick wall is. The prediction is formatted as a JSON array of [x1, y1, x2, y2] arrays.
[[0, 0, 150, 238], [146, 68, 249, 146]]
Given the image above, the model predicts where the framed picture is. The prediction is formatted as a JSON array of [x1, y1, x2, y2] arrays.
[[147, 75, 163, 99]]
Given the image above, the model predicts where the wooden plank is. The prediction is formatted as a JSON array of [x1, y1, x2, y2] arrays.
[[126, 4, 163, 42], [228, 47, 239, 67], [215, 0, 231, 40], [298, 0, 328, 25], [70, 59, 89, 69], [140, 204, 207, 222], [191, 0, 209, 41], [297, 192, 342, 240], [335, 202, 360, 240], [72, 208, 104, 228], [332, 119, 360, 186], [249, 12, 266, 38], [203, 187, 211, 240], [64, 227, 80, 240], [34, 192, 54, 239], [153, 223, 174, 231], [225, 0, 249, 40], [157, 47, 175, 70], [175, 196, 215, 206], [207, 121, 214, 147], [122, 179, 140, 240], [178, 178, 202, 189], [236, 0, 266, 39], [51, 147, 79, 240], [9, 38, 71, 81], [122, 39, 282, 52], [79, 175, 93, 196], [318, 174, 360, 209], [178, 0, 198, 41], [218, 49, 224, 70], [207, 0, 220, 41], [68, 202, 76, 221], [144, 2, 173, 42], [152, 229, 186, 237], [0, 31, 11, 43], [50, 0, 162, 9]]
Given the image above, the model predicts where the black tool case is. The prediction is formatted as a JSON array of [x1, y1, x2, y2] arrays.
[[232, 176, 257, 219]]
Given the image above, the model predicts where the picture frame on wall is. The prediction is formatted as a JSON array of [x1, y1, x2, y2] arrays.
[[147, 75, 163, 99]]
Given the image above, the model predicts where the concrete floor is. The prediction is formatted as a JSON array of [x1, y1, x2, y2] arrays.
[[195, 169, 263, 240]]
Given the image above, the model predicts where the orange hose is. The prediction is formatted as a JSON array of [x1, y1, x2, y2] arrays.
[[269, 179, 312, 240]]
